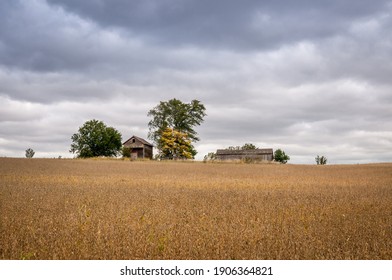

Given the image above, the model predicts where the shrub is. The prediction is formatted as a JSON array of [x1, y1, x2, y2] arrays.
[[25, 148, 35, 158], [316, 155, 327, 165], [122, 147, 132, 158]]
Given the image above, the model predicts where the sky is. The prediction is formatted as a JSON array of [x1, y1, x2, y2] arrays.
[[1, 0, 392, 164]]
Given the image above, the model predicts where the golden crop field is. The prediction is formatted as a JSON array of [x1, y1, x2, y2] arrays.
[[0, 158, 391, 260]]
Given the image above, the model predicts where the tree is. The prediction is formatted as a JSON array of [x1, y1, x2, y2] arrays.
[[203, 152, 216, 163], [226, 144, 257, 150], [148, 98, 206, 158], [158, 128, 193, 160], [122, 146, 132, 158], [274, 149, 290, 164], [70, 119, 122, 158], [241, 143, 258, 150], [25, 148, 35, 158], [315, 155, 327, 165]]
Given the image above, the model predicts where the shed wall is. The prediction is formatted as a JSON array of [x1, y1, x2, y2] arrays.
[[123, 136, 153, 159]]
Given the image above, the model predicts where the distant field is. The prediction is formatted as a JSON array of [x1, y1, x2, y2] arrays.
[[1, 158, 391, 260]]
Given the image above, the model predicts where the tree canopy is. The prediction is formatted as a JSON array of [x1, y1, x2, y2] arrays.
[[315, 155, 327, 165], [147, 98, 206, 159], [227, 143, 258, 150], [241, 143, 258, 150], [70, 119, 122, 158], [25, 148, 35, 158], [274, 149, 290, 164], [158, 128, 194, 160]]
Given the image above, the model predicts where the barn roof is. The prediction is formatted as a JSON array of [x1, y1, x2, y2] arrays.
[[216, 149, 273, 155], [123, 135, 153, 147]]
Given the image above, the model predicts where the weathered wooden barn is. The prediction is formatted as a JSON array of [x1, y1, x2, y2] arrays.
[[216, 149, 274, 161], [123, 136, 153, 160]]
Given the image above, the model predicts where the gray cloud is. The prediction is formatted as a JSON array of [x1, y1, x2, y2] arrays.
[[46, 0, 389, 50], [0, 0, 391, 163]]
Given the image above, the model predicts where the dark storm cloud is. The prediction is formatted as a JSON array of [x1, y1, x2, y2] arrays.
[[1, 10, 131, 74], [0, 1, 176, 75], [46, 0, 389, 50]]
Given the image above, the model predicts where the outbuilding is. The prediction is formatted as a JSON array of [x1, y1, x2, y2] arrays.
[[216, 148, 274, 162], [123, 136, 153, 160]]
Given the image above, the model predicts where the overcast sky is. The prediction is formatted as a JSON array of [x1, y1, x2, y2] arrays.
[[1, 0, 392, 163]]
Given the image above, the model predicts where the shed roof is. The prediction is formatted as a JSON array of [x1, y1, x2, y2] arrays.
[[123, 135, 153, 147]]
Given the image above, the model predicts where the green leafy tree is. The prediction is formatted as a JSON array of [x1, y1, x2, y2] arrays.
[[241, 143, 258, 150], [315, 155, 327, 165], [274, 149, 290, 164], [158, 128, 193, 160], [70, 119, 122, 158], [148, 98, 206, 158], [25, 148, 35, 158]]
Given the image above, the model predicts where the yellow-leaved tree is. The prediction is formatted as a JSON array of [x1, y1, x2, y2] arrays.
[[158, 128, 193, 160]]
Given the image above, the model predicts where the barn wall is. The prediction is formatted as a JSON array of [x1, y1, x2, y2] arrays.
[[216, 149, 273, 161]]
